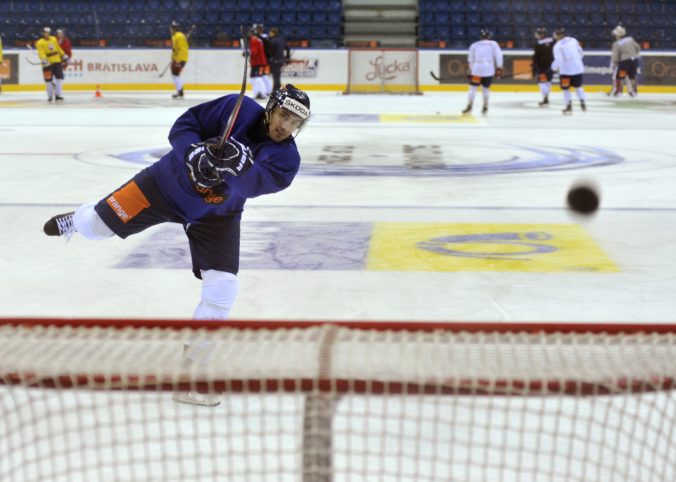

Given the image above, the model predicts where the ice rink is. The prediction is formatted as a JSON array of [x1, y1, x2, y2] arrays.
[[1, 88, 675, 323]]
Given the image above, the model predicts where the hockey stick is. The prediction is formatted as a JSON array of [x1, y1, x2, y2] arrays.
[[430, 70, 528, 82], [159, 24, 197, 78], [215, 26, 250, 151], [25, 42, 43, 65]]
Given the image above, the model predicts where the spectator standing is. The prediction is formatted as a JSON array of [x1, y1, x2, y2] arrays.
[[268, 27, 290, 92]]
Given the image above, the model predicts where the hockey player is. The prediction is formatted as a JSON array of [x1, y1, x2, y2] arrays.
[[248, 26, 271, 100], [43, 84, 310, 323], [610, 25, 640, 97], [35, 27, 67, 102], [461, 29, 503, 116], [56, 28, 72, 70], [551, 28, 586, 115], [532, 27, 555, 107], [170, 21, 189, 99]]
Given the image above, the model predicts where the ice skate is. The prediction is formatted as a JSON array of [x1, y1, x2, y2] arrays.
[[43, 211, 76, 240], [47, 96, 53, 102], [562, 103, 572, 115], [172, 89, 184, 99], [580, 100, 587, 112], [55, 96, 64, 101], [538, 96, 549, 107], [461, 103, 473, 115], [481, 103, 488, 115]]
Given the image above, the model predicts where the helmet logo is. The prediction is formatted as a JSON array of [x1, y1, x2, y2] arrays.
[[282, 97, 310, 120]]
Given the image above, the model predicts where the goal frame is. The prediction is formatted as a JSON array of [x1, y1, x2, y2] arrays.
[[2, 318, 676, 482]]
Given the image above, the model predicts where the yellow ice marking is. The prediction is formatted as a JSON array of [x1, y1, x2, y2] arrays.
[[367, 223, 618, 272], [379, 114, 479, 124]]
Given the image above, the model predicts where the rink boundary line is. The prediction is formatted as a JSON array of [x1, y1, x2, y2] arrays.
[[7, 203, 676, 213], [3, 84, 676, 94]]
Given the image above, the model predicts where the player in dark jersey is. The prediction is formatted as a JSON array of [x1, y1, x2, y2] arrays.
[[532, 27, 555, 107], [44, 85, 311, 321]]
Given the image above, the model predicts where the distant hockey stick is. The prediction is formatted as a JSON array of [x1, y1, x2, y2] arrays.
[[215, 26, 250, 151], [25, 43, 43, 65], [159, 24, 197, 78], [430, 70, 527, 82]]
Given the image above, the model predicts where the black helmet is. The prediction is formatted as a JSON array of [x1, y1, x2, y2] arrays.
[[535, 27, 547, 38], [480, 28, 491, 39], [266, 84, 311, 123]]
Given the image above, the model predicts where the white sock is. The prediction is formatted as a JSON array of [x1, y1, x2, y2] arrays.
[[252, 77, 265, 97], [46, 82, 54, 98], [482, 87, 490, 105], [467, 85, 478, 104], [55, 79, 63, 96], [575, 87, 586, 102], [172, 75, 182, 91], [73, 202, 115, 240], [193, 270, 239, 320], [563, 89, 572, 104]]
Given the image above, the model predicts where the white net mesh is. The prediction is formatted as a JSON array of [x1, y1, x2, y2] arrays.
[[1, 321, 676, 482], [344, 49, 421, 94]]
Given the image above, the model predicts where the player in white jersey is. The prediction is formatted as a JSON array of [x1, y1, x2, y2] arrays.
[[609, 24, 640, 97], [551, 28, 586, 115], [461, 29, 503, 116]]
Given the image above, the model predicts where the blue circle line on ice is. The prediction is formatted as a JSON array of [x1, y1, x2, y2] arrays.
[[113, 145, 624, 177], [417, 232, 557, 260]]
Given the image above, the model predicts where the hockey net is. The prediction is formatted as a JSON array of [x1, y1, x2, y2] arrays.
[[1, 319, 676, 482], [344, 48, 422, 94]]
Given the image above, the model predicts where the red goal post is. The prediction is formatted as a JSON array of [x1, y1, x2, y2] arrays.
[[1, 318, 676, 482], [344, 48, 422, 95]]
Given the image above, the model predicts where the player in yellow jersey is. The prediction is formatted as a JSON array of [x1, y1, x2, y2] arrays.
[[170, 21, 189, 99], [35, 27, 68, 102]]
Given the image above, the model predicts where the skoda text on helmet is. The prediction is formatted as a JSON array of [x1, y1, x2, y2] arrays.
[[265, 84, 311, 137]]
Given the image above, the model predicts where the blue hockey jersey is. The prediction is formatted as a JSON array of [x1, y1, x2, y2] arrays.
[[147, 95, 301, 223]]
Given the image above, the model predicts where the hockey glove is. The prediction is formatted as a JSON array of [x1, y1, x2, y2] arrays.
[[186, 137, 254, 188], [495, 68, 504, 79]]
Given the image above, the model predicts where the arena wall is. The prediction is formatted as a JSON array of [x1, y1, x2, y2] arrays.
[[2, 48, 675, 93]]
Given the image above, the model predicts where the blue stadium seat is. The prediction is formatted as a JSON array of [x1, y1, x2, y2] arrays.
[[451, 25, 466, 40], [326, 24, 341, 38], [481, 12, 496, 24], [466, 13, 480, 25], [265, 11, 281, 24], [312, 11, 327, 23], [282, 12, 296, 24], [297, 12, 311, 24], [310, 25, 326, 38], [450, 13, 465, 25]]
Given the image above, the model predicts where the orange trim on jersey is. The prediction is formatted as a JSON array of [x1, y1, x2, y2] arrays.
[[106, 181, 150, 223], [538, 73, 548, 82], [618, 70, 627, 78], [560, 77, 571, 88], [470, 75, 481, 84]]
